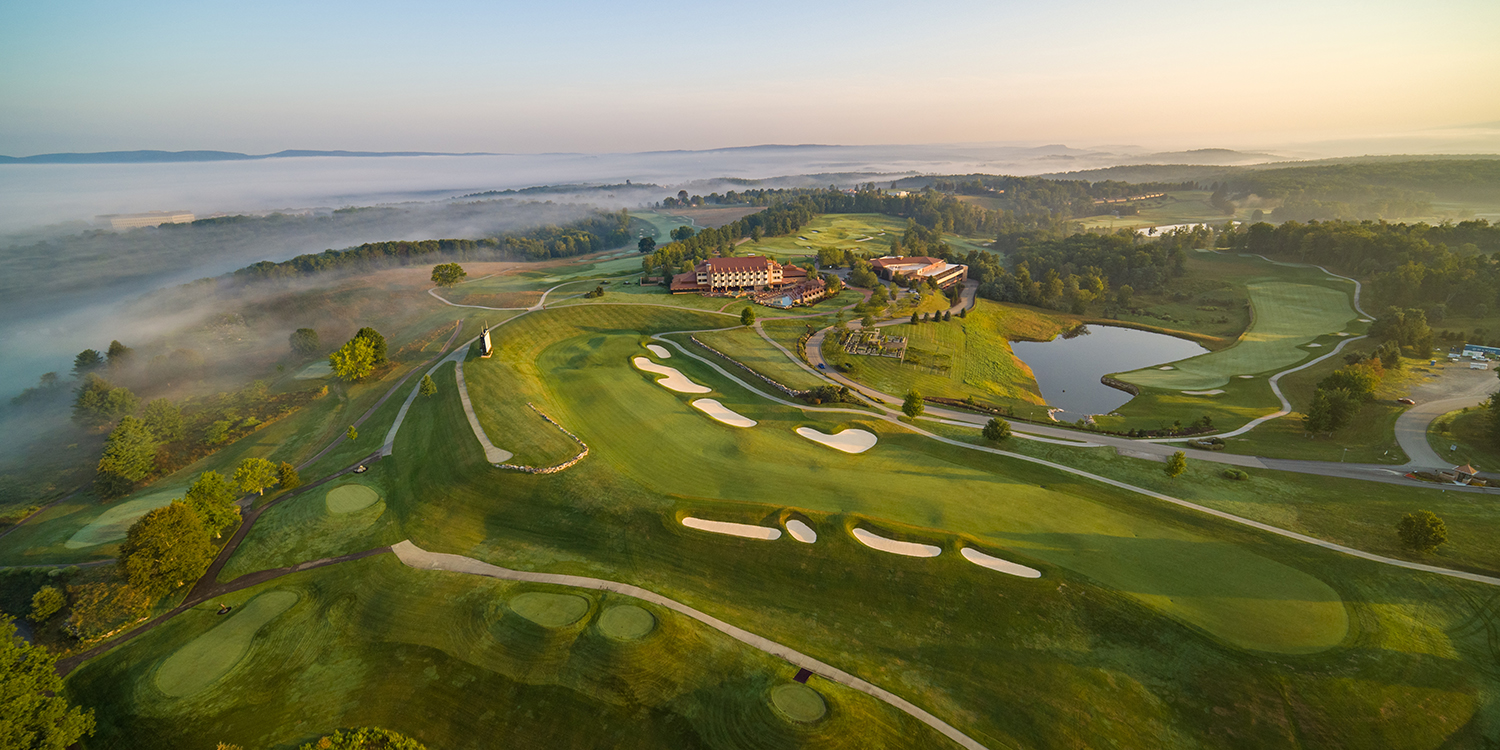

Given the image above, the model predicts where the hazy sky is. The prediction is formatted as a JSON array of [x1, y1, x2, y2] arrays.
[[2, 0, 1497, 155]]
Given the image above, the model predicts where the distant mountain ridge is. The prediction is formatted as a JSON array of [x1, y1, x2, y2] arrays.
[[0, 149, 501, 164]]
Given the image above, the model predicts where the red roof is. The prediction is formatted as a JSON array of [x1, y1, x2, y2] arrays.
[[669, 272, 706, 292], [871, 256, 941, 269], [701, 256, 775, 272], [782, 264, 809, 279]]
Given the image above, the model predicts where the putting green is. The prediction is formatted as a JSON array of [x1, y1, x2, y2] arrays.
[[65, 489, 181, 549], [537, 330, 1350, 654], [597, 605, 655, 640], [154, 591, 298, 698], [1118, 280, 1356, 389], [510, 592, 590, 628], [325, 484, 381, 514], [770, 683, 827, 723]]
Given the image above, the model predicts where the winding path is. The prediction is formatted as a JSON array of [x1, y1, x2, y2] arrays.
[[391, 540, 993, 750]]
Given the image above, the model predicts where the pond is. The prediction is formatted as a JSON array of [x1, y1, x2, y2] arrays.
[[1011, 325, 1208, 419]]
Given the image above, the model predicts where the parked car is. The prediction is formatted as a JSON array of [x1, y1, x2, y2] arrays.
[[1397, 397, 1416, 405]]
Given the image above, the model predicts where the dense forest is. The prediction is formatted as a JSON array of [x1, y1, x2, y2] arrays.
[[1222, 219, 1500, 316]]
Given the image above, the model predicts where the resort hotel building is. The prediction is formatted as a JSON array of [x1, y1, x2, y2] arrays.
[[669, 255, 828, 308], [870, 256, 968, 289]]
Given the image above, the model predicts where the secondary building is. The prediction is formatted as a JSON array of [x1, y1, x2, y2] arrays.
[[870, 256, 968, 289]]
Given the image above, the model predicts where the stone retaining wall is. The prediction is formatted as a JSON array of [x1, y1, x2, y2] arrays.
[[688, 336, 810, 400], [495, 403, 589, 474], [1100, 376, 1140, 396]]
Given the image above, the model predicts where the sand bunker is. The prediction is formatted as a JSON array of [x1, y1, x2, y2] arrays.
[[155, 590, 298, 698], [691, 399, 756, 427], [961, 548, 1042, 578], [645, 344, 671, 358], [598, 605, 656, 640], [1307, 343, 1323, 348], [326, 484, 380, 514], [681, 517, 782, 540], [1180, 389, 1225, 396], [795, 427, 877, 454], [1238, 375, 1255, 379], [66, 489, 181, 549], [852, 528, 941, 557], [633, 357, 711, 393], [785, 519, 818, 544], [1157, 366, 1175, 370]]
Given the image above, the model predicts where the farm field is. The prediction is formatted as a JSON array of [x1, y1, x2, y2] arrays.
[[42, 301, 1500, 750], [821, 300, 1069, 411]]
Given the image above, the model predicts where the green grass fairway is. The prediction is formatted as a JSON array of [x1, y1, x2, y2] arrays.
[[154, 590, 299, 698], [63, 488, 183, 549], [326, 483, 381, 514], [822, 300, 1068, 409], [741, 213, 909, 260], [1118, 280, 1358, 390], [511, 592, 591, 627], [597, 605, 655, 640], [771, 683, 828, 723]]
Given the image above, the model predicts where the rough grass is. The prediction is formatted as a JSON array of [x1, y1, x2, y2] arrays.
[[821, 300, 1067, 409], [1428, 406, 1500, 471], [1119, 280, 1359, 390]]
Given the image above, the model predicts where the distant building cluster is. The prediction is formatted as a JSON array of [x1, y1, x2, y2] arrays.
[[97, 210, 195, 230], [870, 256, 968, 289]]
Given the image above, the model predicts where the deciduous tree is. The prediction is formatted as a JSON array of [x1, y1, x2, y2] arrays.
[[233, 457, 279, 496], [0, 614, 96, 747], [105, 340, 133, 370], [29, 587, 66, 623], [290, 328, 321, 357], [740, 307, 755, 326], [184, 471, 241, 539], [117, 502, 214, 599], [430, 263, 467, 287], [329, 337, 376, 382], [277, 462, 302, 492], [72, 374, 138, 429], [983, 417, 1011, 443], [637, 236, 656, 253], [355, 327, 388, 365], [95, 416, 158, 498], [1397, 510, 1448, 553], [902, 390, 925, 418]]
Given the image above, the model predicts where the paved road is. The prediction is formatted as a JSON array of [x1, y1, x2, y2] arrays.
[[1392, 363, 1499, 468], [392, 541, 994, 750]]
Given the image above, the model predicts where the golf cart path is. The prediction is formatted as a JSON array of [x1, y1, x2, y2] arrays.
[[1391, 366, 1500, 469], [652, 329, 1500, 585], [391, 540, 993, 750]]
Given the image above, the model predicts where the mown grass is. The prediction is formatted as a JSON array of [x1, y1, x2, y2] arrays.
[[740, 213, 908, 260], [821, 300, 1067, 409], [1428, 406, 1500, 471], [70, 302, 1500, 749], [691, 326, 828, 392]]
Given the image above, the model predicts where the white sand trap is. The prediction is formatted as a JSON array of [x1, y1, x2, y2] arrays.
[[1181, 389, 1224, 395], [1336, 332, 1351, 337], [691, 399, 756, 427], [1307, 343, 1323, 348], [1238, 375, 1255, 379], [1157, 366, 1175, 370], [795, 427, 877, 454], [682, 517, 781, 540], [785, 519, 817, 544], [645, 344, 671, 358], [1358, 318, 1373, 323], [633, 357, 710, 393], [852, 528, 940, 557], [962, 547, 1042, 578]]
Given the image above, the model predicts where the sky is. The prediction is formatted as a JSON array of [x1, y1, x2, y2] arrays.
[[2, 0, 1498, 156]]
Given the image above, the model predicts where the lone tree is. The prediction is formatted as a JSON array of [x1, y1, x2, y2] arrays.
[[419, 373, 438, 397], [910, 311, 919, 324], [637, 236, 656, 253], [347, 425, 359, 441], [355, 327, 388, 366], [431, 263, 467, 287], [740, 307, 756, 326], [983, 417, 1012, 443], [290, 327, 320, 357], [95, 416, 158, 498], [0, 615, 96, 747], [142, 398, 184, 442], [117, 502, 214, 599], [277, 462, 302, 492], [1397, 510, 1448, 553], [329, 337, 376, 382], [233, 457, 279, 496], [1164, 451, 1188, 478], [183, 471, 241, 539], [902, 389, 925, 418]]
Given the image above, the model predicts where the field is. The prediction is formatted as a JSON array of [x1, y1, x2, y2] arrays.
[[1117, 278, 1360, 391], [820, 300, 1069, 411], [52, 301, 1500, 748]]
